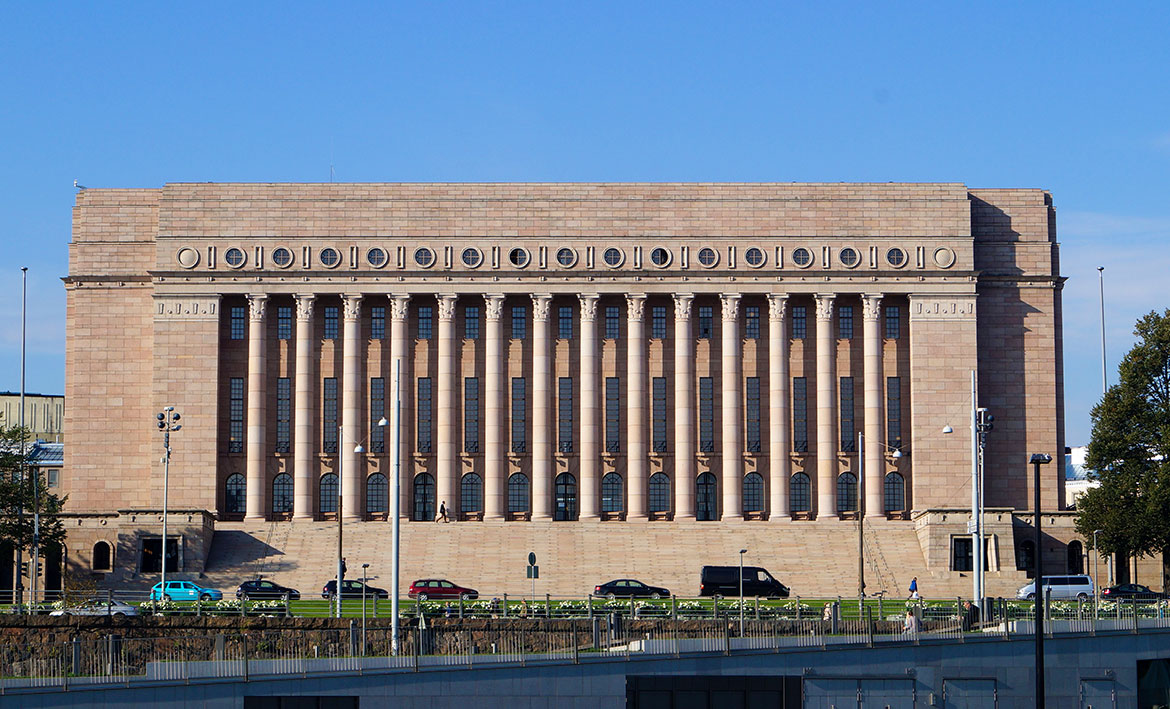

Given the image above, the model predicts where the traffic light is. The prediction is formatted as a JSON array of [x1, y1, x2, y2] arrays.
[[977, 408, 994, 433]]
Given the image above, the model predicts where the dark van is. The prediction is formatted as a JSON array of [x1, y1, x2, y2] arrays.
[[700, 566, 789, 598]]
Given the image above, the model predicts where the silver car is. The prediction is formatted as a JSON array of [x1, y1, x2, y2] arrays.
[[50, 598, 140, 618]]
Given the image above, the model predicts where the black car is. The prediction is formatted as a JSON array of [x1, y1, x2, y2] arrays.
[[322, 579, 389, 600], [594, 579, 670, 599], [1101, 583, 1167, 601], [236, 579, 301, 601], [699, 565, 789, 598]]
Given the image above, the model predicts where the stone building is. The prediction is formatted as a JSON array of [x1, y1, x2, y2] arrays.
[[57, 182, 1085, 599], [0, 392, 65, 443]]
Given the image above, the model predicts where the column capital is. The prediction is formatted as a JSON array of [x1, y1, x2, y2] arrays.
[[485, 294, 506, 320], [862, 293, 884, 320], [720, 293, 741, 320], [390, 295, 411, 320], [247, 293, 268, 320], [767, 293, 788, 320], [438, 294, 458, 321], [294, 294, 316, 320], [814, 293, 836, 321], [579, 294, 599, 321], [626, 293, 646, 321], [673, 293, 694, 320], [342, 294, 364, 320], [532, 294, 552, 321]]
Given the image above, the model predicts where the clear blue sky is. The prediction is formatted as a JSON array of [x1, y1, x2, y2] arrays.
[[2, 2, 1168, 445]]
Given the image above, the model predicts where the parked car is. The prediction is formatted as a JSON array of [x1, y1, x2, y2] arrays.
[[699, 565, 790, 598], [322, 579, 389, 600], [1102, 583, 1166, 601], [408, 579, 478, 601], [594, 579, 670, 599], [1015, 575, 1094, 600], [50, 598, 139, 618], [236, 579, 301, 601], [149, 581, 223, 602]]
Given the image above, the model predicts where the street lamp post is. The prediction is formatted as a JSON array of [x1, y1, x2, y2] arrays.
[[391, 358, 403, 655], [19, 267, 28, 608], [1031, 452, 1053, 708], [738, 549, 747, 637], [156, 407, 181, 601], [362, 562, 370, 655], [1092, 529, 1102, 619], [857, 431, 902, 603], [337, 417, 388, 619]]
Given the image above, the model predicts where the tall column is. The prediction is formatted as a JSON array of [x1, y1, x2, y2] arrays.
[[293, 294, 316, 519], [767, 294, 790, 520], [341, 294, 364, 521], [245, 294, 268, 520], [815, 294, 837, 518], [863, 294, 885, 517], [626, 294, 648, 519], [437, 295, 458, 519], [720, 293, 742, 520], [531, 295, 553, 520], [578, 294, 600, 520], [673, 294, 695, 520], [389, 296, 411, 519], [484, 295, 506, 520]]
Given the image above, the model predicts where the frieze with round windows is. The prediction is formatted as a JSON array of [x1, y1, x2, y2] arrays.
[[414, 247, 435, 268], [555, 247, 577, 268], [791, 247, 813, 268], [697, 247, 718, 268], [886, 248, 907, 268], [509, 247, 530, 268], [320, 248, 341, 269], [649, 247, 672, 268], [839, 247, 860, 269], [603, 247, 624, 268], [933, 247, 956, 268], [272, 247, 294, 268], [366, 247, 388, 269], [461, 247, 483, 268], [176, 247, 200, 269], [225, 247, 246, 269], [744, 247, 766, 268]]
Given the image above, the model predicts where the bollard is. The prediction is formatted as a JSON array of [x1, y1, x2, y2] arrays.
[[671, 595, 677, 621], [588, 594, 594, 619], [592, 615, 602, 649], [503, 593, 508, 618], [878, 595, 883, 620], [71, 637, 81, 676], [458, 595, 464, 619], [796, 596, 802, 621], [349, 620, 358, 656], [830, 602, 840, 635], [546, 593, 551, 618]]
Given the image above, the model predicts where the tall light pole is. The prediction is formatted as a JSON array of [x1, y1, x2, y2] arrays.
[[155, 407, 181, 599], [338, 417, 388, 618], [1092, 529, 1102, 618], [1098, 266, 1107, 394], [1031, 452, 1053, 708], [391, 358, 403, 654], [361, 562, 370, 655], [858, 431, 902, 602], [19, 267, 29, 607], [738, 548, 747, 637]]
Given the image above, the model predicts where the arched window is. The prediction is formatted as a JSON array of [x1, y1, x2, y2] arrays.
[[1067, 540, 1084, 575], [319, 473, 339, 515], [366, 474, 388, 514], [508, 473, 530, 515], [272, 474, 294, 515], [461, 473, 484, 514], [555, 473, 577, 521], [836, 473, 858, 513], [224, 473, 246, 514], [790, 473, 811, 513], [742, 473, 765, 513], [884, 472, 906, 512], [696, 472, 717, 521], [1018, 540, 1036, 576], [92, 541, 112, 571], [413, 473, 435, 521], [601, 473, 624, 514], [648, 473, 671, 514]]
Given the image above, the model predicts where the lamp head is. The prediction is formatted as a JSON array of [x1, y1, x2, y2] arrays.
[[942, 425, 954, 434], [739, 548, 747, 555], [891, 449, 903, 459], [1030, 453, 1053, 465], [377, 417, 388, 427], [354, 444, 365, 454]]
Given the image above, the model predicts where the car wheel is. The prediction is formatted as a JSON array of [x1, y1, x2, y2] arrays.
[[461, 592, 473, 601], [200, 593, 213, 602], [650, 593, 661, 600], [417, 593, 428, 602], [113, 612, 126, 618], [162, 595, 172, 603], [240, 593, 250, 601], [1077, 593, 1090, 601], [1026, 593, 1036, 600]]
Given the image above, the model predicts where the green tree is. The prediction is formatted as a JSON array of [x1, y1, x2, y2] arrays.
[[0, 425, 68, 558], [1076, 309, 1170, 583]]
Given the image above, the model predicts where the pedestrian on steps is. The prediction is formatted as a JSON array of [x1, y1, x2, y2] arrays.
[[437, 501, 449, 523], [341, 557, 348, 581], [908, 576, 919, 600]]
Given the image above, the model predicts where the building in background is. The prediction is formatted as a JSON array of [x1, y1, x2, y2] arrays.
[[0, 393, 64, 443]]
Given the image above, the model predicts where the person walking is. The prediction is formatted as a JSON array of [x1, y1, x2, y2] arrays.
[[902, 608, 920, 634], [340, 557, 348, 581], [908, 576, 919, 600], [437, 501, 449, 523]]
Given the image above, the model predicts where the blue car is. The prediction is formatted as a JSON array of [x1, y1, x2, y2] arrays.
[[150, 580, 222, 602]]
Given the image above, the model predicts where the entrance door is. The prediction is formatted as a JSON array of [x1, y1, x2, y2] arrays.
[[1080, 679, 1115, 709]]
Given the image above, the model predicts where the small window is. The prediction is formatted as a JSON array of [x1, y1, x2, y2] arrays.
[[839, 306, 854, 340], [651, 305, 668, 339], [323, 306, 339, 340], [277, 306, 293, 340], [697, 248, 718, 267], [745, 306, 760, 339], [792, 248, 813, 268], [698, 305, 713, 339], [462, 248, 483, 268], [650, 247, 671, 267], [272, 247, 293, 268], [556, 248, 577, 267], [417, 306, 433, 339], [953, 537, 974, 572], [603, 248, 624, 267], [464, 306, 480, 340], [511, 306, 527, 340], [92, 541, 112, 571], [886, 248, 907, 268], [229, 306, 247, 340], [414, 247, 435, 268], [744, 247, 766, 267], [792, 305, 807, 339], [509, 248, 530, 268], [320, 248, 341, 269], [371, 306, 386, 340], [558, 306, 574, 339], [225, 247, 246, 268], [885, 305, 901, 339], [604, 306, 621, 340], [839, 247, 860, 268], [367, 247, 388, 268]]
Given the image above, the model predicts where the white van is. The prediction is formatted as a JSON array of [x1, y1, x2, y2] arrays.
[[1016, 575, 1094, 600]]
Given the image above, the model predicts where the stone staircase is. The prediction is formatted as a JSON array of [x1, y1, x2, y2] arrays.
[[191, 518, 1030, 600]]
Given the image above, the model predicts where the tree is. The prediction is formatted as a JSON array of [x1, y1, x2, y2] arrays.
[[0, 424, 68, 560], [1076, 309, 1170, 585]]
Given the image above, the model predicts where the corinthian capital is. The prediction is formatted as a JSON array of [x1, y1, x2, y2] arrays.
[[294, 294, 315, 321], [390, 295, 410, 320], [532, 294, 552, 321], [862, 294, 884, 320], [673, 293, 694, 320], [815, 294, 835, 321], [627, 294, 646, 321], [579, 294, 599, 321], [342, 294, 363, 320], [247, 294, 268, 320], [438, 295, 458, 321], [767, 293, 788, 320], [720, 293, 741, 321], [485, 295, 506, 320]]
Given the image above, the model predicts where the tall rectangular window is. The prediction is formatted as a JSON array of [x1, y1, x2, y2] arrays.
[[652, 377, 667, 453], [746, 377, 761, 452], [276, 377, 291, 453], [698, 306, 713, 339], [604, 306, 621, 339], [699, 377, 715, 452], [792, 306, 807, 339], [417, 377, 433, 453], [885, 305, 901, 339], [511, 377, 527, 453], [371, 306, 386, 340], [793, 377, 808, 452], [952, 537, 974, 572], [887, 376, 902, 449], [417, 306, 433, 340], [230, 306, 246, 340], [464, 377, 480, 453], [840, 377, 855, 451], [745, 306, 761, 340], [324, 306, 339, 340], [558, 306, 573, 339], [228, 377, 245, 453], [370, 377, 386, 453], [839, 305, 854, 340], [511, 306, 527, 340], [558, 377, 574, 453], [651, 306, 668, 339], [323, 378, 338, 453], [605, 377, 621, 452], [277, 306, 293, 340], [464, 306, 480, 340]]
